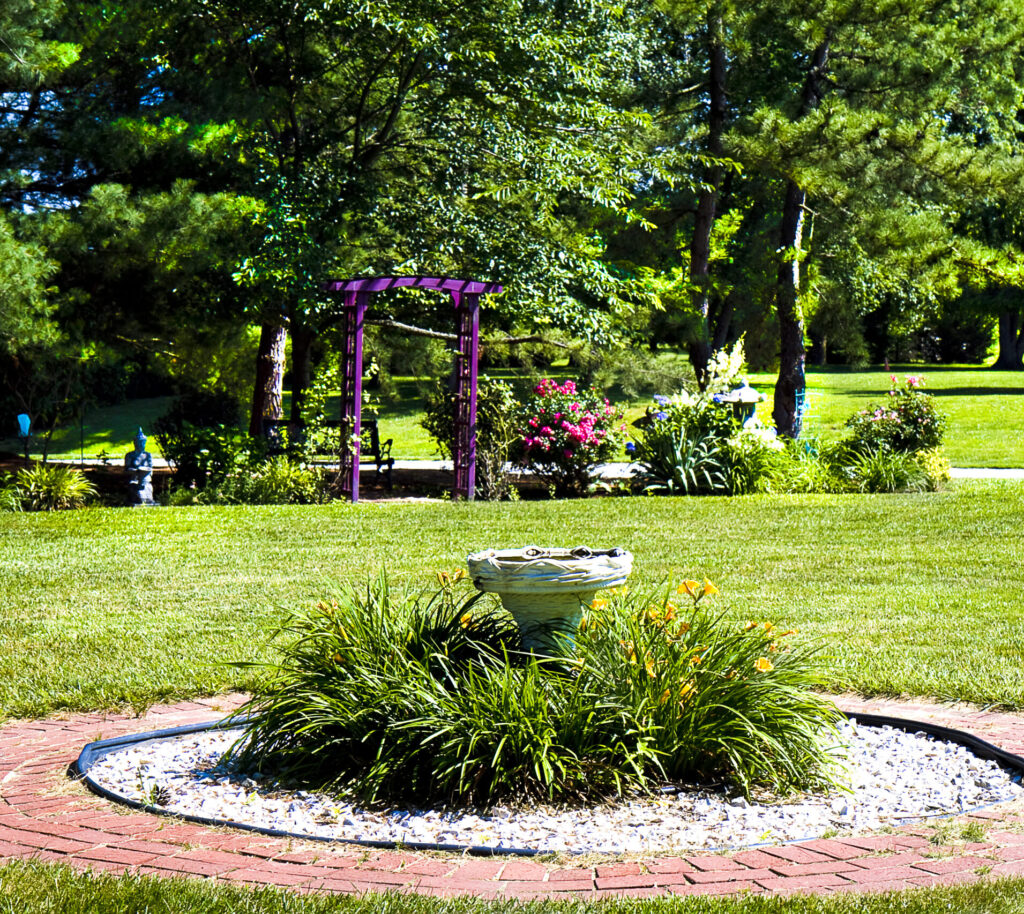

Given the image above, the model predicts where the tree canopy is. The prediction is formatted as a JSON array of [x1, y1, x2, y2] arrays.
[[3, 0, 1024, 443]]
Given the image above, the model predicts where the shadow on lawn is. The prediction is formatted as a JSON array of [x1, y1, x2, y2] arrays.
[[846, 386, 1024, 397]]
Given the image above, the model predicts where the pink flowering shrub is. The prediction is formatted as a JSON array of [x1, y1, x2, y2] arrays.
[[844, 375, 946, 454], [518, 378, 625, 497]]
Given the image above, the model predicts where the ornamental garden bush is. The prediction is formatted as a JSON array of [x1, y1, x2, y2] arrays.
[[229, 573, 841, 806], [628, 368, 950, 497], [0, 465, 97, 511], [422, 377, 521, 500], [517, 378, 626, 497], [845, 375, 946, 454]]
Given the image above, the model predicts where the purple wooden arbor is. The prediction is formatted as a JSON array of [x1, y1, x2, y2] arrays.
[[323, 276, 504, 502]]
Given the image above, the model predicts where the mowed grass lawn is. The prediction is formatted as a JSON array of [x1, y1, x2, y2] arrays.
[[747, 366, 1024, 468], [1, 480, 1022, 720], [8, 364, 1024, 466]]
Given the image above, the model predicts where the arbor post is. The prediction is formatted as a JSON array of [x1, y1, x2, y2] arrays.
[[452, 291, 480, 500], [339, 291, 368, 502]]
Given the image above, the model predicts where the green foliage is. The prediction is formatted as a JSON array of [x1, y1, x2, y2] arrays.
[[0, 476, 23, 512], [421, 377, 521, 500], [915, 448, 952, 489], [0, 214, 58, 355], [720, 432, 793, 496], [169, 456, 332, 507], [839, 448, 932, 495], [844, 376, 947, 454], [231, 575, 840, 806], [153, 388, 245, 489], [13, 464, 95, 511], [517, 379, 626, 497], [629, 390, 736, 495]]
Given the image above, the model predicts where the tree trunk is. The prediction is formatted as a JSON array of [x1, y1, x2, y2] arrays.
[[992, 310, 1024, 369], [773, 179, 808, 438], [289, 324, 317, 425], [809, 330, 827, 366], [772, 38, 830, 438], [688, 15, 727, 388], [249, 323, 286, 437]]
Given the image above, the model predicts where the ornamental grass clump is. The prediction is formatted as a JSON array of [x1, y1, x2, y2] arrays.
[[230, 573, 842, 807]]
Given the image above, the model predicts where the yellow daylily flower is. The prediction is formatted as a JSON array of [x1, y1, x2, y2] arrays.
[[678, 579, 700, 597], [755, 657, 774, 673], [701, 579, 719, 596]]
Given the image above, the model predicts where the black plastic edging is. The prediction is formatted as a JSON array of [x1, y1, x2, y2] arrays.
[[71, 711, 1024, 859]]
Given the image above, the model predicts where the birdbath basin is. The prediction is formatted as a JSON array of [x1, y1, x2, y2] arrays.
[[466, 546, 633, 653]]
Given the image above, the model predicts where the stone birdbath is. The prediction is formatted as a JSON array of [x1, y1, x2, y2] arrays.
[[466, 546, 633, 654]]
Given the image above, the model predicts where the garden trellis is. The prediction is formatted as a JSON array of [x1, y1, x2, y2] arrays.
[[323, 276, 504, 502]]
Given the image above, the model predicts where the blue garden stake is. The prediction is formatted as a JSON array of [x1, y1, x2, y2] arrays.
[[16, 414, 31, 466]]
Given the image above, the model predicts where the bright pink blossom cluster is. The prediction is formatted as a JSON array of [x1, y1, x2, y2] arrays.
[[519, 379, 625, 469]]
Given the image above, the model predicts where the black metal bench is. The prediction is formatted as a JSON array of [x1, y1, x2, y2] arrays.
[[327, 419, 394, 490], [264, 418, 393, 489]]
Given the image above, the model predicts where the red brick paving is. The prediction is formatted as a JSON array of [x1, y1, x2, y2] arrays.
[[1, 693, 1023, 899]]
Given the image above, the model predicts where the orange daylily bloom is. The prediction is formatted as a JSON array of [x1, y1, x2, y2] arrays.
[[744, 620, 758, 631], [702, 579, 719, 596]]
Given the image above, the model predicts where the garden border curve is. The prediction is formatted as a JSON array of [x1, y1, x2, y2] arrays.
[[71, 712, 1024, 858], [5, 694, 1024, 899]]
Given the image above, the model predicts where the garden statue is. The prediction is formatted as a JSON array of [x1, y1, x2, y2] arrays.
[[714, 378, 765, 428], [124, 427, 155, 506]]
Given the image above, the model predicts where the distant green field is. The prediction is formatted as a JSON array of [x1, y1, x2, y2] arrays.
[[5, 364, 1022, 466]]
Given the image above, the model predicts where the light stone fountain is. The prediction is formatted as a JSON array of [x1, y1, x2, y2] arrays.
[[466, 546, 633, 653]]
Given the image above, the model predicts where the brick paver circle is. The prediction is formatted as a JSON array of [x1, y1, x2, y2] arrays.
[[3, 694, 1024, 899]]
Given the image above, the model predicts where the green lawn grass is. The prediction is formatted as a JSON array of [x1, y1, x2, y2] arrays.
[[745, 366, 1024, 467], [5, 364, 1022, 466], [2, 859, 1024, 914], [1, 480, 1022, 720]]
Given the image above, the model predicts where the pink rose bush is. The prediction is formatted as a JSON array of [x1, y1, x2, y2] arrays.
[[519, 378, 625, 497], [844, 375, 945, 454]]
